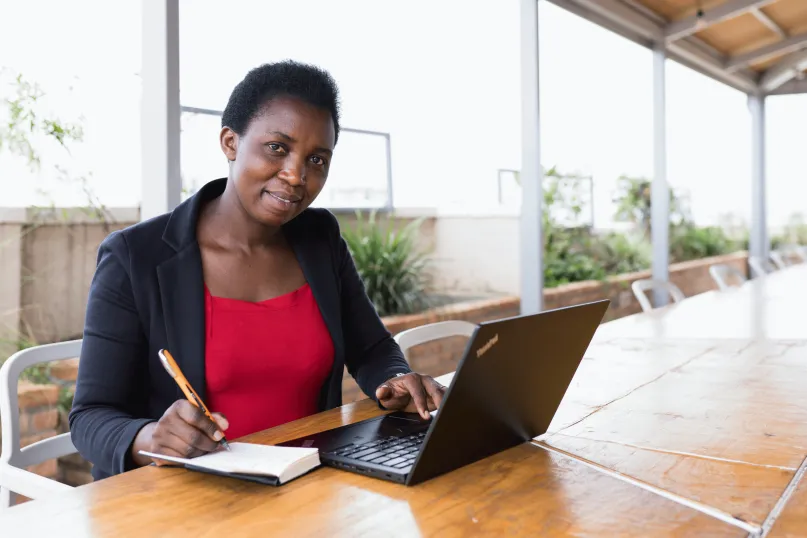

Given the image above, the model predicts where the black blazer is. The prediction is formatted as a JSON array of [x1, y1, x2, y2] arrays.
[[69, 178, 411, 481]]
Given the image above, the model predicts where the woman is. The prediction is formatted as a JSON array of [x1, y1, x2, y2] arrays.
[[69, 60, 445, 481]]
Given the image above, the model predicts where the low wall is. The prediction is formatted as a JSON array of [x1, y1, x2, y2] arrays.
[[0, 207, 137, 357], [340, 251, 749, 401]]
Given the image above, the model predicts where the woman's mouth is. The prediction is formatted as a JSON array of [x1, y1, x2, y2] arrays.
[[261, 190, 301, 212]]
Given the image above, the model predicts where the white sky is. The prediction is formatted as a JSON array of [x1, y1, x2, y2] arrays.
[[0, 0, 804, 228]]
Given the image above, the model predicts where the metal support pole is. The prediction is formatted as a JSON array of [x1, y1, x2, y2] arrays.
[[651, 44, 670, 306], [748, 94, 768, 263], [520, 0, 544, 314], [140, 0, 182, 221]]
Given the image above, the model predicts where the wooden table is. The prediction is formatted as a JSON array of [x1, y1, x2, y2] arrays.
[[596, 264, 807, 341], [2, 265, 807, 536]]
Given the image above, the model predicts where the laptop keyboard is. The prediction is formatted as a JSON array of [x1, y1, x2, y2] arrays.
[[328, 431, 426, 470]]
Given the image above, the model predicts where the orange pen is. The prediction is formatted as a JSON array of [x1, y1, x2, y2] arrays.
[[157, 349, 231, 451]]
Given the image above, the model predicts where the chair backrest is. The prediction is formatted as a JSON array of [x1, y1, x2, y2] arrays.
[[0, 340, 82, 469], [748, 256, 775, 278], [631, 279, 685, 313], [394, 321, 477, 359], [709, 264, 747, 291], [770, 251, 789, 271]]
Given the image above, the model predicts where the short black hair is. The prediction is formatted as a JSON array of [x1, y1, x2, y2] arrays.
[[221, 60, 341, 143]]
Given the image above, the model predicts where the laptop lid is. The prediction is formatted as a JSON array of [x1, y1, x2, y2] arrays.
[[406, 299, 609, 485]]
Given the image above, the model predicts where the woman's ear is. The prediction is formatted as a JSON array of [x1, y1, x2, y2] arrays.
[[220, 126, 238, 161]]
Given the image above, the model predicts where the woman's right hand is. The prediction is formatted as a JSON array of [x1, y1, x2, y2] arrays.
[[131, 400, 229, 467]]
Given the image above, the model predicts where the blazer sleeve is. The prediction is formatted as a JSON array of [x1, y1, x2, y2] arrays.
[[68, 231, 155, 477], [325, 212, 412, 398]]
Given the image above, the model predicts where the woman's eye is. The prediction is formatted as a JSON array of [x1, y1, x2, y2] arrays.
[[267, 143, 285, 153], [310, 155, 326, 166]]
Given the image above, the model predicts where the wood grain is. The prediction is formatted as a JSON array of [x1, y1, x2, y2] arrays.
[[542, 433, 793, 527], [557, 339, 807, 469], [0, 398, 744, 537], [767, 460, 807, 538]]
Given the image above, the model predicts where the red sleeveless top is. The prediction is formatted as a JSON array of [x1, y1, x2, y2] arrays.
[[203, 283, 334, 439]]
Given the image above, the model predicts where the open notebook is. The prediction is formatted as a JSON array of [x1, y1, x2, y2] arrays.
[[139, 442, 320, 486]]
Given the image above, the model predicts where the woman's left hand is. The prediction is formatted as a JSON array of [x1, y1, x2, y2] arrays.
[[375, 373, 447, 420]]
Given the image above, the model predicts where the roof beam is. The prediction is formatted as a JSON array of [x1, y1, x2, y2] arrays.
[[667, 39, 758, 93], [552, 0, 663, 42], [760, 49, 807, 91], [750, 6, 787, 39], [767, 77, 807, 95], [664, 0, 777, 43], [549, 0, 758, 92], [726, 33, 807, 72]]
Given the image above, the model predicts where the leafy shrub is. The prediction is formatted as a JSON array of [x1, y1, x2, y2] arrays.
[[544, 228, 606, 287], [595, 232, 651, 275], [670, 225, 734, 262], [341, 211, 431, 317], [772, 213, 807, 248]]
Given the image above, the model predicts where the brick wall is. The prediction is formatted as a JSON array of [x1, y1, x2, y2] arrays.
[[3, 251, 748, 495]]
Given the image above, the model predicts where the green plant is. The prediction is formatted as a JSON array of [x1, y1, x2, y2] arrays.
[[670, 224, 735, 262], [773, 213, 807, 247], [612, 176, 688, 238], [0, 70, 83, 170], [596, 232, 651, 275], [341, 211, 431, 317]]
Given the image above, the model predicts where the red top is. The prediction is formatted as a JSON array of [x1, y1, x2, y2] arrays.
[[203, 283, 334, 440]]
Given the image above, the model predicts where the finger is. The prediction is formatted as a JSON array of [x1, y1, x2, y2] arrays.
[[423, 377, 446, 410], [377, 382, 410, 410], [375, 384, 393, 402], [175, 400, 224, 442], [165, 417, 219, 455], [403, 376, 430, 420], [211, 412, 229, 431]]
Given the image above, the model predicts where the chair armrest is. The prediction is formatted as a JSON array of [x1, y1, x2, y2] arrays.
[[0, 463, 73, 501]]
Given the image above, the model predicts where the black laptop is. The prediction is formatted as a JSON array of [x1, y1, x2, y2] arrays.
[[280, 300, 609, 486]]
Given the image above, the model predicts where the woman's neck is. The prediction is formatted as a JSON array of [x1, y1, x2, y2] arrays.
[[200, 182, 282, 251]]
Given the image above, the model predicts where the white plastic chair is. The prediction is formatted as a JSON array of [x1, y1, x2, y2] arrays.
[[709, 264, 747, 291], [394, 320, 477, 361], [0, 340, 81, 508], [770, 251, 789, 270], [631, 279, 685, 313], [748, 256, 776, 278]]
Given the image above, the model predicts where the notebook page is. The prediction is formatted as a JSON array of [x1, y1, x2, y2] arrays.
[[140, 442, 318, 477]]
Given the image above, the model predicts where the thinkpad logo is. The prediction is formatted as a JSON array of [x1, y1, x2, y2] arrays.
[[476, 334, 499, 357]]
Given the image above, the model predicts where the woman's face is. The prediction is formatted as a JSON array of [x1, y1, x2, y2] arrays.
[[220, 95, 335, 227]]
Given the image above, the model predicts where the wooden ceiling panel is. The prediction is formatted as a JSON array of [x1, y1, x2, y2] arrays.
[[694, 12, 780, 55], [761, 0, 807, 34], [631, 0, 731, 22]]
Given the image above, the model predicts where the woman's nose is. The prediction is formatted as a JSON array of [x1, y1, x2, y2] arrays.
[[277, 157, 306, 185]]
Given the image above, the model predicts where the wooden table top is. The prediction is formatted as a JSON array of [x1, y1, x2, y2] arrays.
[[3, 263, 807, 536], [0, 395, 745, 538], [596, 264, 807, 340]]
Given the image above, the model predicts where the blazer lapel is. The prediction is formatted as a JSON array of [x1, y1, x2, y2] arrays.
[[156, 244, 207, 401], [155, 179, 224, 403]]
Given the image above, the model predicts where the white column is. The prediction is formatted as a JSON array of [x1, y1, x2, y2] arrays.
[[748, 94, 768, 263], [651, 45, 670, 305], [140, 0, 181, 221], [520, 0, 543, 315]]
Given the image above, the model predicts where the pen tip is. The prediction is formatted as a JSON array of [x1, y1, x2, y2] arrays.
[[221, 439, 232, 451]]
